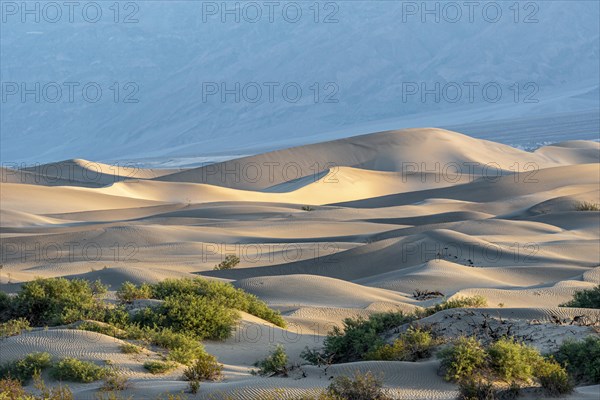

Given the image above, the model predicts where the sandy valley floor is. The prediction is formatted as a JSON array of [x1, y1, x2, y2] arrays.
[[1, 128, 599, 399]]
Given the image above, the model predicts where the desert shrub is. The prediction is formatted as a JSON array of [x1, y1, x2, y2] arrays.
[[188, 379, 200, 394], [499, 382, 521, 400], [438, 337, 487, 382], [96, 394, 133, 400], [316, 298, 488, 365], [323, 312, 413, 363], [0, 291, 11, 317], [0, 374, 74, 400], [301, 206, 314, 211], [51, 358, 107, 383], [120, 343, 142, 354], [155, 395, 187, 400], [424, 295, 487, 316], [150, 278, 199, 298], [148, 328, 206, 364], [143, 361, 177, 375], [254, 345, 289, 376], [100, 370, 130, 391], [327, 371, 390, 400], [101, 307, 131, 328], [213, 255, 240, 270], [121, 324, 150, 341], [133, 294, 238, 340], [487, 338, 542, 382], [559, 285, 600, 309], [167, 346, 205, 366], [8, 278, 108, 325], [0, 377, 30, 400], [149, 278, 285, 327], [116, 281, 152, 304], [182, 353, 223, 381], [575, 201, 600, 211], [458, 377, 496, 400], [300, 347, 335, 368], [0, 352, 53, 383], [33, 374, 74, 400], [553, 336, 600, 384], [0, 318, 31, 338], [76, 321, 127, 339], [368, 327, 438, 361], [535, 358, 573, 396], [413, 289, 444, 300]]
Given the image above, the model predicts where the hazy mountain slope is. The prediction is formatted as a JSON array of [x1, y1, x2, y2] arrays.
[[1, 1, 598, 163]]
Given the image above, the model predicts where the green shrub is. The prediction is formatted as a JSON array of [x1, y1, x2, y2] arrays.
[[150, 278, 199, 298], [254, 345, 289, 376], [120, 343, 142, 354], [368, 327, 438, 361], [114, 278, 285, 343], [182, 353, 223, 381], [8, 278, 108, 325], [559, 285, 600, 309], [167, 346, 205, 366], [0, 318, 31, 338], [116, 281, 152, 304], [0, 352, 53, 383], [133, 294, 238, 340], [0, 374, 73, 400], [458, 377, 496, 400], [76, 321, 126, 339], [424, 295, 487, 316], [575, 202, 600, 211], [188, 379, 200, 394], [323, 312, 413, 363], [51, 358, 107, 383], [100, 370, 130, 391], [33, 374, 74, 400], [0, 377, 30, 400], [101, 307, 131, 328], [300, 347, 333, 367], [438, 337, 487, 382], [487, 338, 542, 382], [213, 255, 240, 270], [0, 291, 11, 318], [154, 395, 186, 400], [327, 371, 390, 400], [150, 328, 200, 351], [536, 358, 573, 396], [126, 327, 205, 365], [150, 278, 285, 327], [554, 336, 600, 384], [121, 324, 149, 341], [143, 361, 177, 375], [313, 297, 488, 365]]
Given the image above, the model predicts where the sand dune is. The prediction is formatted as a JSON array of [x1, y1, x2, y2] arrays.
[[234, 274, 415, 308], [0, 182, 167, 214], [155, 128, 590, 190], [1, 128, 598, 399], [335, 163, 599, 208]]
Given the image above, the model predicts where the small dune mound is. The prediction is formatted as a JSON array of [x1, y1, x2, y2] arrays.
[[234, 274, 413, 308], [0, 328, 174, 378]]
